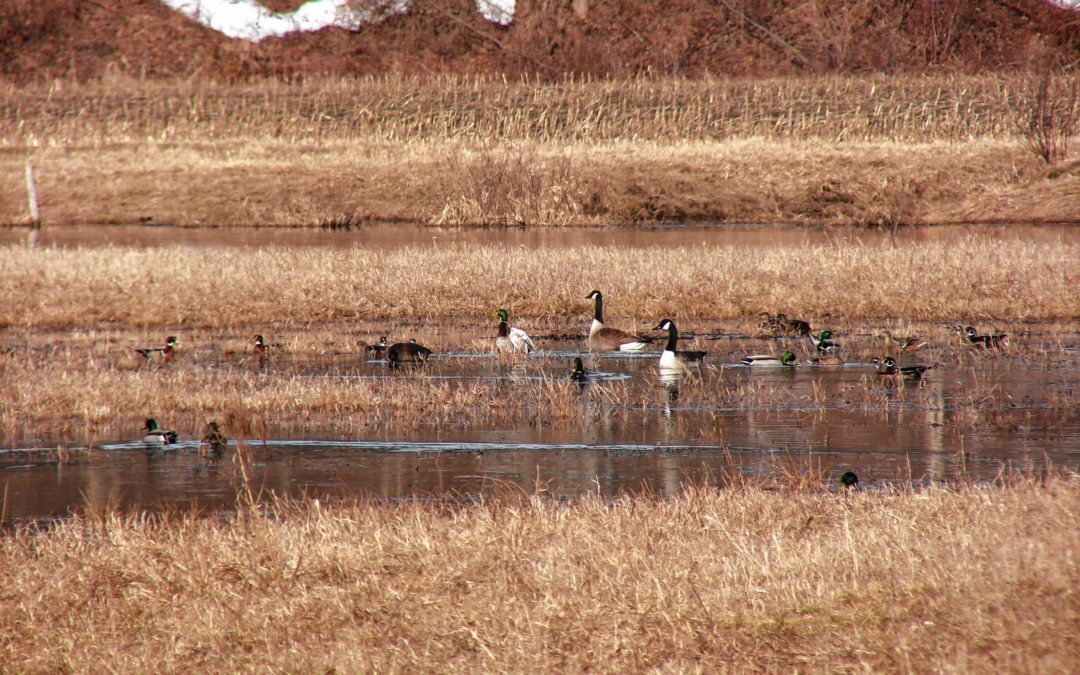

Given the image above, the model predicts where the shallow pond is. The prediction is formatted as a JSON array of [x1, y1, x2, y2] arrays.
[[1, 223, 1078, 523]]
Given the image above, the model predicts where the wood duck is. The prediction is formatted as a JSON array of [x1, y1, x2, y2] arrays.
[[135, 336, 178, 361], [876, 356, 931, 381], [741, 351, 797, 367], [959, 325, 1007, 349], [876, 329, 927, 353], [495, 309, 536, 354], [586, 290, 653, 352], [253, 334, 284, 354], [364, 336, 390, 359], [142, 418, 178, 445], [654, 319, 707, 368]]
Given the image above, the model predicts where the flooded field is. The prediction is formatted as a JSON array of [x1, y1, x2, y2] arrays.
[[1, 224, 1078, 523]]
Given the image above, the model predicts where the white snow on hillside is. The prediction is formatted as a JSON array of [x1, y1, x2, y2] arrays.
[[160, 0, 515, 41]]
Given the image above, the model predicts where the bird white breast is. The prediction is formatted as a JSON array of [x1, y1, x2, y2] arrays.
[[659, 350, 679, 368], [590, 319, 603, 337]]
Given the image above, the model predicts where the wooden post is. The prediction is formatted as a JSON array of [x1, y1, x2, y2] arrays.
[[25, 160, 40, 225], [25, 160, 41, 247]]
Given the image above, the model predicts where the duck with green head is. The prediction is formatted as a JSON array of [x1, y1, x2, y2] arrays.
[[142, 418, 178, 446], [495, 308, 536, 354], [741, 351, 797, 367], [807, 329, 839, 355]]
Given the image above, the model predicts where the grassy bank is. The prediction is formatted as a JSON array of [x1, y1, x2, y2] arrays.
[[2, 236, 1077, 329], [1, 74, 1078, 227], [1, 478, 1077, 671]]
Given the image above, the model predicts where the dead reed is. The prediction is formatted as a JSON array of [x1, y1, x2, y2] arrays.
[[2, 235, 1076, 329], [1, 476, 1077, 671]]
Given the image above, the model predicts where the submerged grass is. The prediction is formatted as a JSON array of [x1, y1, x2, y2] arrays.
[[1, 477, 1077, 671]]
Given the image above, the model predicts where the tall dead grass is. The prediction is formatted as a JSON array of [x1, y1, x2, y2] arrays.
[[1, 477, 1077, 671], [2, 235, 1076, 329]]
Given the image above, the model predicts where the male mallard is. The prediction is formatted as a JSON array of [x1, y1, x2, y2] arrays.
[[654, 319, 707, 368], [876, 356, 931, 381], [876, 329, 927, 353], [387, 339, 433, 365], [775, 313, 812, 336], [840, 471, 859, 490], [135, 336, 178, 362], [142, 418, 178, 445], [494, 309, 536, 354], [570, 357, 592, 383], [200, 421, 228, 457], [740, 351, 797, 367], [958, 325, 1008, 349], [807, 329, 840, 355], [586, 290, 653, 352]]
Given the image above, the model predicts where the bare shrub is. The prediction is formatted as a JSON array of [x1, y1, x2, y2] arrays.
[[1023, 70, 1078, 164], [432, 146, 589, 226]]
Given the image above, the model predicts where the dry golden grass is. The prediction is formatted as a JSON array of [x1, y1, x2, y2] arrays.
[[1, 477, 1077, 671], [1, 74, 1078, 227], [2, 235, 1077, 329]]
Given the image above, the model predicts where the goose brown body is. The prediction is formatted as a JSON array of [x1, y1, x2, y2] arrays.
[[586, 290, 652, 352]]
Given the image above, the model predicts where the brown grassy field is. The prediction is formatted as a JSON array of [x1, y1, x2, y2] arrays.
[[1, 478, 1077, 671], [1, 74, 1079, 227]]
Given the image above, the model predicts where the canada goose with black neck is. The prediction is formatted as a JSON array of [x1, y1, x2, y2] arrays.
[[654, 319, 707, 368], [586, 290, 653, 352]]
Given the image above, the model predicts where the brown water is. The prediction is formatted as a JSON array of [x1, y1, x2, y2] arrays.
[[2, 224, 1079, 523]]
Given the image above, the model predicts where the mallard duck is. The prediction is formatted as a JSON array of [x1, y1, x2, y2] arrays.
[[142, 418, 178, 446], [876, 329, 927, 353], [775, 313, 812, 336], [494, 309, 536, 354], [654, 319, 707, 368], [807, 329, 840, 355], [586, 290, 653, 352], [958, 325, 1008, 349], [740, 351, 797, 367], [807, 355, 844, 366], [135, 336, 178, 362], [200, 421, 228, 457], [840, 471, 859, 489], [569, 357, 592, 383], [876, 356, 931, 381], [387, 339, 432, 365]]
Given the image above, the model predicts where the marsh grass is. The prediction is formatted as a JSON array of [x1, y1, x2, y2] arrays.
[[0, 476, 1077, 671], [2, 235, 1077, 329]]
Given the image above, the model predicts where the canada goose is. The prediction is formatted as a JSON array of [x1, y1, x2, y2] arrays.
[[654, 319, 707, 368], [585, 290, 653, 351], [387, 339, 432, 365], [200, 421, 227, 457], [142, 418, 178, 446], [958, 325, 1008, 349], [807, 329, 840, 355], [740, 351, 797, 367], [876, 329, 927, 353], [494, 309, 536, 354], [135, 336, 178, 362], [775, 313, 812, 336], [876, 356, 931, 381]]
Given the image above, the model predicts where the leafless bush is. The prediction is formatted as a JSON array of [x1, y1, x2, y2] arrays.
[[1023, 71, 1078, 164]]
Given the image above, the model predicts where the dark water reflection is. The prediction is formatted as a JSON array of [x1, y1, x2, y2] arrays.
[[3, 342, 1078, 523]]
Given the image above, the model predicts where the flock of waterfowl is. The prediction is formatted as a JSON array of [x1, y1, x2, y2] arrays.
[[130, 288, 1009, 454]]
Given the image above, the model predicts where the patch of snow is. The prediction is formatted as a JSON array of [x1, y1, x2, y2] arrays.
[[160, 0, 516, 42]]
